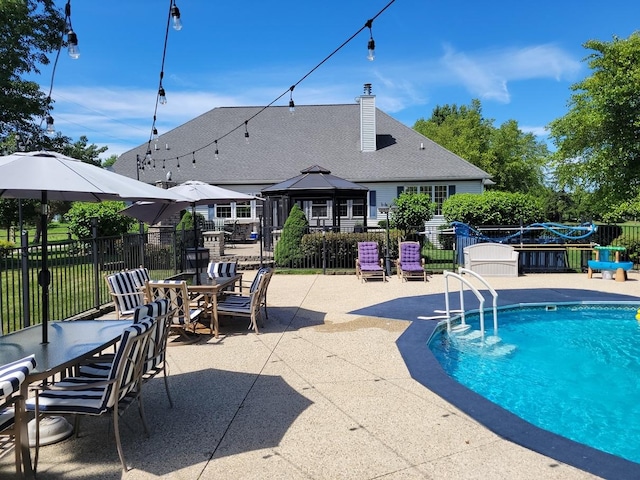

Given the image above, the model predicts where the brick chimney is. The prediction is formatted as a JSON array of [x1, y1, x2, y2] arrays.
[[359, 83, 376, 152]]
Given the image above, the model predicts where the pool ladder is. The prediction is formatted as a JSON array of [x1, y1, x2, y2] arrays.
[[419, 267, 499, 338]]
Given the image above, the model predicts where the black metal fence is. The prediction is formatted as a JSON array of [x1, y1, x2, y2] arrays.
[[2, 223, 639, 335], [0, 228, 180, 335]]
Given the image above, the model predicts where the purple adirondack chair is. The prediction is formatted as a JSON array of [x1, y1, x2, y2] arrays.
[[396, 241, 427, 281], [356, 242, 386, 282]]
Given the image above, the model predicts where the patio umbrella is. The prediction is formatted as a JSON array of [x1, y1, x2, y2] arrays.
[[0, 151, 190, 344], [121, 180, 261, 283]]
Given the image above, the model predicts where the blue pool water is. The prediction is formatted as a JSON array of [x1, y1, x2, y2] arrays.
[[428, 303, 640, 464]]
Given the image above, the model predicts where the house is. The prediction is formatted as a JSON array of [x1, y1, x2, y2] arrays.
[[113, 84, 491, 234]]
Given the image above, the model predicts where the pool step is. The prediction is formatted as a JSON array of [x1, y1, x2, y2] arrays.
[[452, 329, 517, 356]]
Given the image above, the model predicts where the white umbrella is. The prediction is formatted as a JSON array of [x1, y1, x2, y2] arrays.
[[121, 181, 261, 283], [120, 180, 259, 225], [0, 151, 190, 343]]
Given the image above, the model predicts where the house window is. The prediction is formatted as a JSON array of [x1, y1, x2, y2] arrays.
[[338, 203, 348, 217], [216, 205, 231, 218], [401, 184, 449, 215], [352, 199, 365, 217], [434, 185, 448, 215], [236, 205, 251, 218], [311, 200, 328, 218]]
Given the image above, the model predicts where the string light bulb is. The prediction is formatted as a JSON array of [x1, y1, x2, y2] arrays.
[[171, 4, 183, 31], [46, 116, 55, 134], [365, 19, 375, 61], [152, 127, 158, 140], [67, 30, 80, 59], [214, 140, 219, 160], [288, 85, 296, 114], [192, 151, 196, 168], [244, 121, 250, 144], [158, 86, 167, 104], [176, 156, 180, 168]]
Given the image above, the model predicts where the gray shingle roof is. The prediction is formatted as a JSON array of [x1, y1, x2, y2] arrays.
[[113, 103, 491, 186]]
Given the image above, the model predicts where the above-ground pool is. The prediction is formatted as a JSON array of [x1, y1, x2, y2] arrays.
[[429, 303, 640, 466]]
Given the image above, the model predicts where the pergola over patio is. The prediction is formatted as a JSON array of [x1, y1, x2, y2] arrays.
[[261, 165, 368, 246]]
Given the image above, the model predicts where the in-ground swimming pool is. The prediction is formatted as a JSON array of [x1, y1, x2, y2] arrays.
[[428, 303, 640, 465]]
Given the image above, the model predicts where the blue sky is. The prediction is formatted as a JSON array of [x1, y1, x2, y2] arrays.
[[33, 0, 639, 159]]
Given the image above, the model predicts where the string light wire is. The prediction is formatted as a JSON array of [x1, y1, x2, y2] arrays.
[[143, 0, 395, 169]]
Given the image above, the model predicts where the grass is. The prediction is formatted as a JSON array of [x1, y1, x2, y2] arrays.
[[0, 222, 72, 245]]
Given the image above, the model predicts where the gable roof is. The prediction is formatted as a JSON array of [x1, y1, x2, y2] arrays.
[[113, 103, 491, 186]]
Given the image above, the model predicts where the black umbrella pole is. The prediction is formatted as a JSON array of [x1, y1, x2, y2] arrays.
[[39, 192, 50, 344]]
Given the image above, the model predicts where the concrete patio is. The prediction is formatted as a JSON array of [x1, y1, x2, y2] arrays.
[[2, 270, 640, 479]]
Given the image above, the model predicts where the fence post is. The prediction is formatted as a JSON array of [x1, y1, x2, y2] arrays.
[[139, 222, 145, 268], [21, 230, 30, 328], [322, 229, 326, 275], [92, 218, 100, 309]]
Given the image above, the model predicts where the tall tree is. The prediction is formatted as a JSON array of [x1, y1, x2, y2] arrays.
[[414, 99, 549, 193], [0, 0, 64, 138], [548, 33, 640, 207]]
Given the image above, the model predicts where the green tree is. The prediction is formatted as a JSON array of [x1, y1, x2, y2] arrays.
[[64, 202, 134, 239], [0, 0, 64, 137], [390, 192, 434, 240], [414, 99, 548, 193], [274, 204, 309, 267], [548, 33, 640, 207]]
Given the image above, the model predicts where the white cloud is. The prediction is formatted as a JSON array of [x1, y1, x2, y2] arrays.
[[439, 43, 581, 103]]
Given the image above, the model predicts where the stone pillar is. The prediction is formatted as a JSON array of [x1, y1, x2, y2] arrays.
[[203, 230, 225, 260]]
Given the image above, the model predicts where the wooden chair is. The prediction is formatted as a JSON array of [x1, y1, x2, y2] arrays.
[[220, 267, 272, 319], [145, 281, 203, 343], [0, 355, 36, 477], [355, 241, 386, 282], [26, 319, 155, 472], [396, 241, 427, 281]]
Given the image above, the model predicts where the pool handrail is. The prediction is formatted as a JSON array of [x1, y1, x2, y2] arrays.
[[458, 267, 499, 334], [443, 270, 486, 336]]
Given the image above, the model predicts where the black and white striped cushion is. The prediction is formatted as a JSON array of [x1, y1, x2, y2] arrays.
[[0, 355, 36, 432], [26, 319, 154, 415], [0, 354, 36, 399], [107, 271, 142, 314], [206, 262, 237, 278], [128, 268, 150, 290]]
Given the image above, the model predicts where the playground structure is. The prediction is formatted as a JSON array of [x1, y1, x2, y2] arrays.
[[453, 222, 598, 273]]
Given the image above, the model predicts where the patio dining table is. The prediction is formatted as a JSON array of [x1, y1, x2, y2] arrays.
[[188, 273, 242, 337], [0, 319, 132, 478]]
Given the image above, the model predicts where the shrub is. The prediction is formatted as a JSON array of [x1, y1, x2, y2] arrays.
[[611, 234, 640, 263], [274, 204, 309, 267], [442, 191, 545, 227], [0, 239, 15, 258], [64, 201, 134, 239]]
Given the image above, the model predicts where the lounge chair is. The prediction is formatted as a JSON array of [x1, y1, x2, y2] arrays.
[[355, 241, 386, 282], [396, 241, 427, 281], [0, 355, 36, 477]]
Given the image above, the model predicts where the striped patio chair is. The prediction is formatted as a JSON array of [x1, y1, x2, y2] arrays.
[[26, 318, 155, 472], [79, 299, 175, 406], [217, 268, 273, 333], [0, 354, 36, 477], [206, 261, 237, 278], [106, 271, 146, 319], [220, 267, 272, 320]]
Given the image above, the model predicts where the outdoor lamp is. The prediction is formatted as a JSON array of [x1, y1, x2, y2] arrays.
[[67, 30, 80, 59], [158, 87, 167, 105], [365, 19, 375, 61], [46, 116, 55, 134], [171, 5, 183, 31]]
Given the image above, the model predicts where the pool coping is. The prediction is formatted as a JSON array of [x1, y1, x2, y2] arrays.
[[396, 301, 640, 480]]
